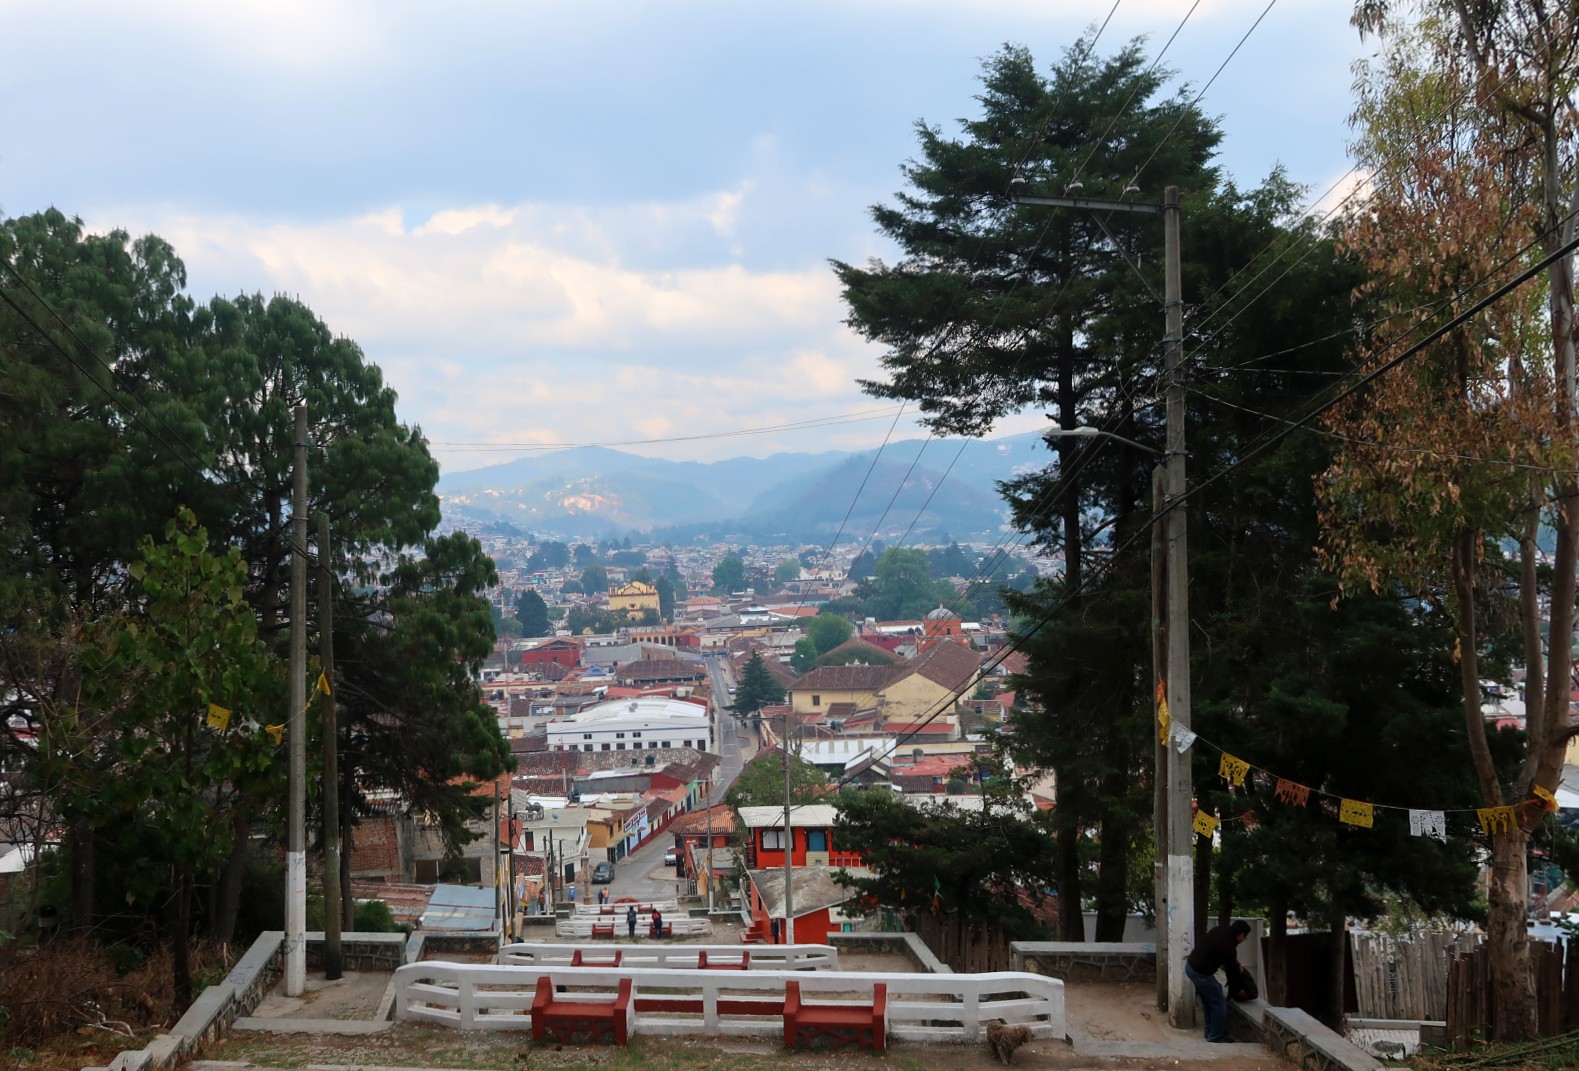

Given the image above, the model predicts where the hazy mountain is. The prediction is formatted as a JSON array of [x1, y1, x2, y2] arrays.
[[436, 431, 1052, 539]]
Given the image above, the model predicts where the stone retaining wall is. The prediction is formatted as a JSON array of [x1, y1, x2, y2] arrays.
[[1011, 941, 1157, 984]]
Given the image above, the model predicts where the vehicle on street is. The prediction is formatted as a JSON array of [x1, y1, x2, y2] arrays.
[[592, 862, 614, 883], [663, 849, 677, 866]]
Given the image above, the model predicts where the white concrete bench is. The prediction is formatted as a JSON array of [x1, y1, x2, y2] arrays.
[[499, 942, 839, 971], [394, 962, 1065, 1044]]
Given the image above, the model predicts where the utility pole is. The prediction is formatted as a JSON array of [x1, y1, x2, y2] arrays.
[[316, 511, 342, 980], [1151, 464, 1168, 1014], [1012, 185, 1194, 1028], [782, 720, 795, 945], [1160, 186, 1195, 1031], [705, 781, 715, 913], [285, 405, 308, 996]]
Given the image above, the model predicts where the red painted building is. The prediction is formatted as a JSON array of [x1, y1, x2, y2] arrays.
[[519, 638, 582, 670], [738, 803, 865, 945]]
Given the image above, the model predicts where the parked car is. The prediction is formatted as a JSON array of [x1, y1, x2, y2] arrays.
[[663, 849, 678, 866], [591, 862, 614, 883]]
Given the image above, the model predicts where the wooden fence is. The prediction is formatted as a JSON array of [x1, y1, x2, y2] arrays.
[[1445, 938, 1579, 1046], [909, 912, 1016, 974], [1350, 930, 1480, 1020]]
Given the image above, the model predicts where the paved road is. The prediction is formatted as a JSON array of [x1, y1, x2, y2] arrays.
[[603, 655, 750, 903]]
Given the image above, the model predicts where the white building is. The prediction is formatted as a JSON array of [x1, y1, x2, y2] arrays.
[[547, 696, 714, 754]]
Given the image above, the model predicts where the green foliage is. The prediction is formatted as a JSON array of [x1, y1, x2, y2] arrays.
[[712, 555, 745, 594], [862, 548, 958, 621], [726, 751, 827, 809], [774, 558, 801, 584], [567, 605, 618, 635], [805, 612, 854, 655], [528, 541, 570, 571], [515, 589, 551, 637], [580, 564, 608, 594], [70, 509, 283, 997], [730, 652, 785, 714], [834, 787, 1056, 940], [789, 637, 818, 674]]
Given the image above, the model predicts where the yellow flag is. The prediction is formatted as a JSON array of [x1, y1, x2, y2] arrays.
[[206, 703, 231, 731], [316, 671, 332, 696], [1533, 784, 1557, 811], [265, 723, 285, 745], [1193, 810, 1219, 838], [1338, 799, 1374, 828], [1477, 805, 1516, 835], [1218, 753, 1250, 787], [1155, 681, 1170, 744]]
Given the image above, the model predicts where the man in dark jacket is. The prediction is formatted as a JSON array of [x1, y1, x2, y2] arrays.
[[1184, 919, 1250, 1042]]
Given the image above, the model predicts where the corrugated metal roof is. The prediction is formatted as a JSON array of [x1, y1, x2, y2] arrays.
[[419, 883, 498, 931], [737, 803, 839, 829]]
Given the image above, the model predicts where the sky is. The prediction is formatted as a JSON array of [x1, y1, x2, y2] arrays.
[[0, 0, 1373, 477]]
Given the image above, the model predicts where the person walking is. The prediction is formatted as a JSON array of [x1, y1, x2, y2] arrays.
[[1184, 919, 1250, 1042], [626, 905, 638, 938]]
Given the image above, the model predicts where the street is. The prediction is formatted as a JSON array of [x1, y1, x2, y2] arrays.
[[601, 653, 750, 902]]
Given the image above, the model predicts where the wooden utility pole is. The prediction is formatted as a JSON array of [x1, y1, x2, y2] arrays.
[[317, 511, 342, 979], [286, 405, 308, 996]]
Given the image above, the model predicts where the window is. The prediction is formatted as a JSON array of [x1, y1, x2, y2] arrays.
[[616, 743, 625, 750], [583, 744, 593, 752], [633, 731, 642, 738], [761, 829, 785, 850], [583, 733, 593, 740], [601, 743, 611, 751], [806, 830, 828, 852], [616, 732, 625, 738], [812, 694, 821, 706], [663, 741, 671, 748]]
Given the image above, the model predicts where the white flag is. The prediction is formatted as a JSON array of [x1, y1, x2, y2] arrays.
[[1171, 726, 1198, 754], [1409, 809, 1446, 842]]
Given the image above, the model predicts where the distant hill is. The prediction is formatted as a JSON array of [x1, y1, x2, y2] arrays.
[[436, 432, 1052, 540]]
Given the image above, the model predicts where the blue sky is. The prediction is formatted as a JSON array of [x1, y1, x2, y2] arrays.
[[1, 1, 1371, 475]]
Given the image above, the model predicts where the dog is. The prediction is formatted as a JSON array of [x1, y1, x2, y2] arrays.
[[987, 1019, 1033, 1065]]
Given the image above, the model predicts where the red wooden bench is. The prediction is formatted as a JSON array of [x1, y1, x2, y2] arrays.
[[571, 949, 623, 967], [590, 922, 615, 938], [783, 980, 886, 1052], [697, 950, 749, 970], [531, 976, 631, 1046]]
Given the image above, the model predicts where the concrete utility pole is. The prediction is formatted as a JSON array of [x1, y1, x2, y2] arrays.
[[285, 405, 308, 996], [316, 511, 342, 980], [782, 723, 795, 944], [1012, 185, 1194, 1028], [705, 782, 715, 913], [1150, 464, 1168, 1015], [1160, 186, 1196, 1031]]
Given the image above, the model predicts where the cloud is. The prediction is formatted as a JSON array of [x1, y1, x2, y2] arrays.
[[102, 188, 906, 471]]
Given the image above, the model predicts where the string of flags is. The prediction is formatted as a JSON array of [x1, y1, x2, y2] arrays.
[[202, 671, 331, 746], [1154, 687, 1559, 842]]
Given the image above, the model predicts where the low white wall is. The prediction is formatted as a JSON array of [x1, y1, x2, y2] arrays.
[[498, 942, 838, 970], [394, 961, 1065, 1043]]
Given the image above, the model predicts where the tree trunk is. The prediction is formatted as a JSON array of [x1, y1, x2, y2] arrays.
[[68, 817, 94, 935], [1325, 910, 1347, 1030], [1053, 764, 1084, 940], [1487, 829, 1535, 1039], [171, 867, 194, 1008], [1267, 903, 1288, 1007], [214, 807, 251, 942], [341, 796, 356, 930], [1192, 831, 1211, 943], [1093, 766, 1130, 941]]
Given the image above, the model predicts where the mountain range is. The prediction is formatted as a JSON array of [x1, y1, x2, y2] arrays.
[[435, 431, 1054, 542]]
